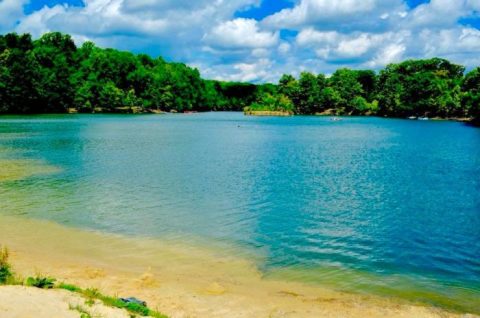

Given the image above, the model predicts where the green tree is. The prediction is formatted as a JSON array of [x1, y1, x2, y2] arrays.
[[246, 92, 293, 113], [279, 74, 299, 107], [355, 70, 377, 101], [0, 31, 478, 122], [0, 33, 41, 113], [377, 58, 464, 117], [329, 68, 364, 114], [297, 72, 323, 114], [462, 67, 480, 123], [321, 87, 343, 113], [33, 32, 77, 112], [98, 81, 125, 110]]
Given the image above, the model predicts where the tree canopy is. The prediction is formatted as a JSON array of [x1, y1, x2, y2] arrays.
[[261, 58, 476, 122], [0, 32, 478, 124], [0, 32, 266, 114]]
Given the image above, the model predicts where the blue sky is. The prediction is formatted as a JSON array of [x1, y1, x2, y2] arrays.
[[406, 0, 429, 8], [24, 0, 431, 18], [236, 0, 294, 20], [2, 0, 480, 82], [24, 0, 83, 14]]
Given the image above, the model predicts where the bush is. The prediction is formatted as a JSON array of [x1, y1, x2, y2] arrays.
[[245, 93, 294, 113], [26, 276, 56, 289], [0, 246, 13, 284]]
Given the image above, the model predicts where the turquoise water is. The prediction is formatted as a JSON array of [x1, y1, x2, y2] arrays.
[[0, 113, 479, 312]]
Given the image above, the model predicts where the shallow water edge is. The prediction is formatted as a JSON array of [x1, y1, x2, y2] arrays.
[[0, 215, 477, 318]]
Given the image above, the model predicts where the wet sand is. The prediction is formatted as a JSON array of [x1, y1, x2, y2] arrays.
[[0, 215, 476, 318], [0, 159, 60, 182]]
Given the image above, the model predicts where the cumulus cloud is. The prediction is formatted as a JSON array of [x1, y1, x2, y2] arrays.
[[198, 58, 276, 82], [0, 0, 28, 32], [406, 0, 469, 28], [420, 28, 477, 55], [283, 0, 480, 73], [278, 42, 291, 55], [262, 0, 407, 32], [16, 0, 259, 43], [366, 43, 406, 68], [295, 28, 408, 65], [204, 18, 278, 49], [3, 0, 480, 82]]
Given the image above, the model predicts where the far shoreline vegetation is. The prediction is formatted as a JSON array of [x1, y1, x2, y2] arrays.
[[0, 32, 479, 125]]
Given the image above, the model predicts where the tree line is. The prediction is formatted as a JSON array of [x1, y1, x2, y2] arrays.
[[0, 32, 479, 124], [250, 60, 480, 123], [0, 32, 272, 114]]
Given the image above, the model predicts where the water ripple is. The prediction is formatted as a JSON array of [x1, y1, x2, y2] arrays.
[[0, 113, 479, 313]]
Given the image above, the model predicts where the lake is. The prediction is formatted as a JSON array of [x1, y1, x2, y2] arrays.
[[0, 112, 479, 313]]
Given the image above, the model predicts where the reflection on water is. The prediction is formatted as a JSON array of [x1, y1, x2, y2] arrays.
[[0, 113, 479, 313]]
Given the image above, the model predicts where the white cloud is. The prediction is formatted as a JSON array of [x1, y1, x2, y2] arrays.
[[4, 0, 480, 82], [13, 0, 266, 78], [18, 3, 161, 39], [366, 43, 406, 68], [284, 1, 480, 73], [296, 29, 339, 47], [204, 18, 278, 49], [0, 0, 27, 32], [295, 29, 407, 63], [262, 0, 407, 31], [200, 58, 275, 82], [336, 34, 373, 57], [251, 48, 270, 58], [406, 0, 467, 29], [233, 58, 272, 82], [278, 42, 291, 55], [416, 27, 480, 64], [264, 0, 376, 26], [16, 0, 259, 40]]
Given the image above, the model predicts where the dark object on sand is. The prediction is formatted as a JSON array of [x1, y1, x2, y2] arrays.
[[119, 297, 147, 307]]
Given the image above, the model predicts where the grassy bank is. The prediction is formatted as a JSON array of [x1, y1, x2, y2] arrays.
[[0, 246, 167, 318]]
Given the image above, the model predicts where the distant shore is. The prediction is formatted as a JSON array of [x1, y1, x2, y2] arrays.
[[2, 110, 476, 125], [244, 110, 293, 116]]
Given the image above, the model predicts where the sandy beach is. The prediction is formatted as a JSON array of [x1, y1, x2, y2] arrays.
[[0, 215, 477, 318], [0, 285, 135, 318]]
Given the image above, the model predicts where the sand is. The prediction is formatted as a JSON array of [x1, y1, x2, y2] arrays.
[[0, 285, 136, 318], [0, 215, 477, 318], [0, 159, 60, 182]]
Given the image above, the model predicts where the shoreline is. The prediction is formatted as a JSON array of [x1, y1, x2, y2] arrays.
[[0, 215, 477, 318], [0, 111, 476, 126], [244, 110, 293, 116]]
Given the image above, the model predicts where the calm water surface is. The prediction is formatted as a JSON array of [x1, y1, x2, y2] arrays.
[[0, 113, 479, 312]]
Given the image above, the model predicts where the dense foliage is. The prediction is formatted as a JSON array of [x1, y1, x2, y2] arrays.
[[275, 62, 471, 118], [0, 32, 479, 123], [461, 67, 480, 124], [258, 60, 479, 123], [0, 32, 267, 114]]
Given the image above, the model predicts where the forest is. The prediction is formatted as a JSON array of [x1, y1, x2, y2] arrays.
[[0, 32, 479, 124]]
